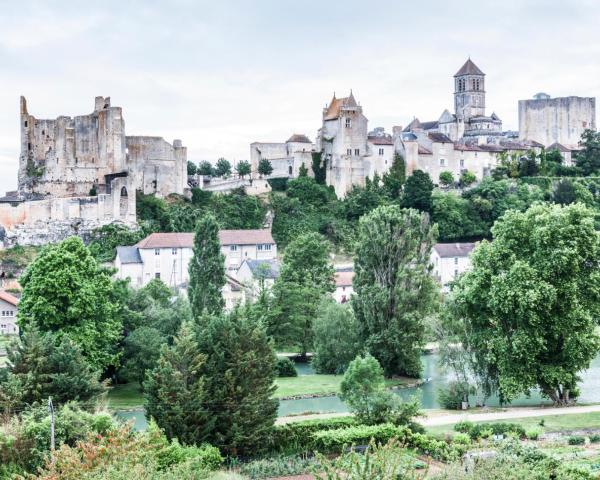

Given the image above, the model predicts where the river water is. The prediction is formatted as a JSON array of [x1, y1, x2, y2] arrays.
[[116, 353, 600, 430]]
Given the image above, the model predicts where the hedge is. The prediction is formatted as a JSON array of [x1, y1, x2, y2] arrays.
[[312, 424, 409, 453], [269, 417, 357, 454]]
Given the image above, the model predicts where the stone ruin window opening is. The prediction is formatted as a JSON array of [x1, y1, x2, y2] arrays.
[[120, 186, 129, 218], [27, 143, 31, 151], [288, 165, 293, 176], [24, 121, 28, 127]]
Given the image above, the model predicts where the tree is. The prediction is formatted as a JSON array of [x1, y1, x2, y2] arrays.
[[352, 205, 439, 377], [268, 232, 335, 354], [438, 171, 454, 188], [258, 158, 273, 177], [197, 160, 214, 176], [431, 191, 486, 242], [518, 151, 539, 177], [120, 327, 166, 387], [339, 354, 420, 425], [459, 170, 477, 187], [188, 214, 225, 318], [196, 308, 277, 455], [298, 163, 309, 177], [401, 170, 434, 213], [383, 153, 406, 199], [312, 299, 362, 374], [18, 237, 122, 371], [553, 178, 577, 205], [186, 161, 197, 176], [311, 151, 327, 184], [2, 328, 105, 411], [576, 129, 600, 175], [235, 160, 251, 178], [144, 321, 213, 445], [452, 203, 600, 405], [214, 157, 232, 177]]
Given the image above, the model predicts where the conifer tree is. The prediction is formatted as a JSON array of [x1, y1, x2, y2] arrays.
[[197, 308, 277, 455], [188, 214, 225, 318], [144, 321, 213, 445]]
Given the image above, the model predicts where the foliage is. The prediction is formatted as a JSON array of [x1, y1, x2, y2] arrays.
[[312, 423, 410, 453], [257, 158, 273, 176], [576, 129, 600, 176], [238, 454, 319, 479], [1, 328, 105, 412], [137, 191, 172, 232], [438, 171, 454, 187], [144, 321, 213, 446], [188, 214, 226, 318], [276, 357, 298, 377], [312, 299, 362, 374], [88, 223, 145, 262], [121, 326, 167, 386], [196, 307, 277, 455], [454, 421, 526, 440], [18, 236, 122, 371], [431, 191, 487, 242], [451, 203, 600, 405], [268, 177, 288, 191], [553, 178, 577, 205], [459, 170, 477, 187], [198, 160, 215, 176], [525, 427, 543, 440], [235, 160, 251, 178], [215, 158, 232, 177], [383, 153, 406, 199], [568, 435, 586, 445], [352, 205, 439, 377], [340, 354, 421, 426], [437, 381, 471, 410], [187, 161, 198, 175], [311, 151, 327, 184], [401, 170, 434, 212]]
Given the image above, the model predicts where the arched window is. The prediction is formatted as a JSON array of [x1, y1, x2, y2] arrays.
[[288, 165, 293, 176]]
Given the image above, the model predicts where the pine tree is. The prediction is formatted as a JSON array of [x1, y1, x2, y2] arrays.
[[144, 321, 213, 445], [383, 153, 406, 199], [197, 308, 277, 456], [401, 170, 434, 213], [188, 214, 226, 318]]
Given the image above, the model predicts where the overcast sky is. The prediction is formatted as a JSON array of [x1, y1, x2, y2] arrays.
[[1, 0, 599, 194]]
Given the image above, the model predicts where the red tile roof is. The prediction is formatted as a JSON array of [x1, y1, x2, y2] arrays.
[[323, 92, 358, 120], [136, 229, 275, 249], [0, 290, 19, 306], [218, 229, 275, 246]]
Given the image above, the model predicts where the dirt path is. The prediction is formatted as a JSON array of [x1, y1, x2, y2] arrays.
[[276, 404, 600, 426]]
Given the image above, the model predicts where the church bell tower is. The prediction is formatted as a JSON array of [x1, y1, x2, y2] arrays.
[[454, 58, 486, 120]]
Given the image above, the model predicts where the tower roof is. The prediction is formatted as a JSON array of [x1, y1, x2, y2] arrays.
[[323, 91, 358, 120], [454, 58, 485, 77]]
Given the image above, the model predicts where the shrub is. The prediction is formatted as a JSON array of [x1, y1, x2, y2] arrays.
[[238, 454, 319, 479], [156, 439, 223, 471], [589, 433, 600, 443], [276, 357, 298, 377], [468, 422, 526, 440], [438, 381, 470, 410], [452, 432, 471, 445], [269, 417, 357, 454], [312, 424, 409, 453], [453, 420, 474, 434], [568, 435, 586, 445], [526, 427, 543, 441]]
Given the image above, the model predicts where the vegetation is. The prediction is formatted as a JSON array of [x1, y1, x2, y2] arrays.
[[257, 158, 273, 176], [187, 160, 197, 175], [275, 357, 298, 377], [198, 160, 215, 176], [88, 223, 145, 262], [401, 169, 434, 212], [439, 171, 454, 187], [235, 160, 251, 178], [215, 158, 232, 177]]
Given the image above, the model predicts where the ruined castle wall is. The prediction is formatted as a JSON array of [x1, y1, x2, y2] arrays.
[[519, 96, 596, 147]]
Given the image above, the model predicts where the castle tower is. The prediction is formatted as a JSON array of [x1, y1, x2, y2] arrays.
[[454, 58, 485, 120]]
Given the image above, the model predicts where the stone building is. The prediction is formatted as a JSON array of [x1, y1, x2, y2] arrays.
[[518, 93, 596, 148], [0, 290, 19, 335], [250, 134, 314, 179], [431, 242, 476, 290]]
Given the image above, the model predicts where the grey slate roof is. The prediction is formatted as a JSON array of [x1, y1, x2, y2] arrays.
[[242, 259, 280, 279], [117, 246, 142, 264], [433, 242, 476, 258], [454, 58, 485, 77]]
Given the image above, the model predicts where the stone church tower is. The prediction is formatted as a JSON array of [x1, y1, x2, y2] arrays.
[[454, 58, 486, 120]]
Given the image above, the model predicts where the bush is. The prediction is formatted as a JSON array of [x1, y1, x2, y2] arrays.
[[453, 420, 474, 434], [312, 424, 409, 453], [568, 435, 586, 445], [526, 427, 543, 440], [438, 381, 470, 410], [269, 417, 357, 454], [452, 432, 471, 445], [276, 357, 298, 377], [156, 438, 223, 471], [467, 422, 526, 440], [238, 454, 319, 479], [589, 433, 600, 443]]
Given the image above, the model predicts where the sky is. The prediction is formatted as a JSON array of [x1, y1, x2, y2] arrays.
[[1, 0, 599, 194]]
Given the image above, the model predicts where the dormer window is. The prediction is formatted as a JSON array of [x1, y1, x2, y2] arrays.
[[345, 118, 351, 128]]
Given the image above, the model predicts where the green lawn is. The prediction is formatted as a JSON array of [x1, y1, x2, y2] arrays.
[[106, 383, 144, 409], [426, 411, 600, 436]]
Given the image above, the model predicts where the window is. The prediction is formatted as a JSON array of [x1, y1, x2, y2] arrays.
[[346, 148, 352, 155], [288, 165, 293, 175], [172, 248, 177, 255], [24, 121, 28, 127], [28, 142, 31, 151], [439, 158, 446, 167], [345, 118, 351, 128], [230, 245, 238, 251], [378, 148, 384, 156], [460, 158, 465, 168], [454, 257, 458, 265], [155, 273, 161, 279], [155, 249, 160, 256], [257, 244, 263, 251], [354, 148, 360, 156], [454, 269, 458, 278], [263, 244, 272, 250]]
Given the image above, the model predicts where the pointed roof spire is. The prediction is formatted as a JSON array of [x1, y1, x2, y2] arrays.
[[454, 58, 485, 77], [346, 89, 357, 107]]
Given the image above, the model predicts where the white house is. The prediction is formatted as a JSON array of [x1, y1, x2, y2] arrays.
[[236, 258, 280, 299], [333, 269, 354, 304], [431, 242, 476, 288], [115, 229, 277, 289], [0, 290, 19, 335], [223, 275, 247, 311]]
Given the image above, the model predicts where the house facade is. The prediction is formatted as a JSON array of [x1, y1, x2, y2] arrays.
[[431, 242, 476, 289], [333, 269, 354, 304], [0, 290, 19, 335], [236, 258, 280, 299]]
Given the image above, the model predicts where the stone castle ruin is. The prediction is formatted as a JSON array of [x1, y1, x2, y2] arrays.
[[0, 96, 187, 246]]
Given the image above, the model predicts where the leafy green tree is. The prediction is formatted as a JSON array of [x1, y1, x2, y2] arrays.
[[209, 187, 266, 229], [518, 152, 539, 177], [439, 171, 454, 188], [452, 203, 600, 405], [401, 170, 434, 213], [88, 223, 145, 262], [121, 327, 167, 387], [197, 308, 277, 455], [576, 129, 600, 175], [187, 161, 197, 176], [431, 192, 486, 242], [553, 178, 577, 205], [352, 205, 439, 377], [144, 321, 214, 445], [168, 203, 203, 232], [18, 237, 122, 371], [197, 160, 214, 176], [258, 158, 273, 176], [459, 170, 477, 187], [298, 163, 309, 177], [383, 153, 406, 199], [343, 175, 388, 222], [136, 192, 172, 232], [215, 158, 232, 177], [2, 328, 105, 411], [188, 214, 225, 318], [339, 354, 420, 425], [312, 299, 361, 374], [235, 160, 251, 178], [278, 231, 335, 289], [311, 151, 327, 184]]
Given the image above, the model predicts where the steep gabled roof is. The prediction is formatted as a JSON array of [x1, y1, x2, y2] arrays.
[[323, 91, 358, 120], [454, 58, 485, 77], [368, 136, 394, 145]]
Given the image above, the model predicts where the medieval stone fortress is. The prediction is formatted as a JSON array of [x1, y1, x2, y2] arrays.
[[0, 58, 595, 246]]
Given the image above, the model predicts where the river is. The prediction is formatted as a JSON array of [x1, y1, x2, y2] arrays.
[[115, 353, 600, 430]]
